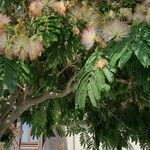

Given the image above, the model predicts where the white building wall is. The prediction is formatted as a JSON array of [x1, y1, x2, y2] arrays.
[[66, 135, 85, 150], [67, 135, 141, 150]]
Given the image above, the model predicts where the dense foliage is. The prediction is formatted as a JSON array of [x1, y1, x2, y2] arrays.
[[0, 0, 150, 149]]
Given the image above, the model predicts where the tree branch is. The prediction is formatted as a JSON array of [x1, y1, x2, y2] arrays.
[[27, 86, 73, 107], [0, 88, 20, 123], [116, 78, 130, 85], [0, 76, 75, 139], [26, 75, 75, 106]]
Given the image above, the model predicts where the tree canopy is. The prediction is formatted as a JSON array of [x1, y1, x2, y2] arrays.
[[0, 0, 150, 149]]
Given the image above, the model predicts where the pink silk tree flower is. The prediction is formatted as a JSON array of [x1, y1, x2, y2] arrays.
[[0, 14, 10, 26], [53, 1, 66, 16], [29, 0, 44, 16], [102, 20, 130, 42], [12, 35, 30, 61], [81, 26, 96, 50], [29, 36, 44, 60], [0, 14, 10, 31]]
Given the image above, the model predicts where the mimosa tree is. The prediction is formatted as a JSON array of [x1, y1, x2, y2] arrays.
[[0, 0, 150, 149]]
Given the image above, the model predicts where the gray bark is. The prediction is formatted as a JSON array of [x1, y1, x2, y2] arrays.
[[0, 76, 74, 140]]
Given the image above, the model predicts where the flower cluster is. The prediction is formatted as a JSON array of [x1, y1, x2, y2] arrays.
[[80, 0, 150, 50], [102, 20, 130, 42], [70, 3, 101, 27], [0, 13, 10, 34], [52, 1, 66, 16], [27, 0, 150, 51], [81, 26, 96, 50], [0, 0, 150, 58], [81, 26, 107, 50], [0, 11, 44, 61], [29, 0, 66, 17], [70, 2, 131, 50], [29, 0, 45, 16], [12, 35, 44, 61], [0, 14, 10, 30], [0, 33, 43, 61]]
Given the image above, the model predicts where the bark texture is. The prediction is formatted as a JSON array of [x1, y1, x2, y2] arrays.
[[0, 77, 74, 140]]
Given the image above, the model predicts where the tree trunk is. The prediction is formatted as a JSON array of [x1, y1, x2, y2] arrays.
[[0, 101, 28, 139], [0, 81, 74, 140]]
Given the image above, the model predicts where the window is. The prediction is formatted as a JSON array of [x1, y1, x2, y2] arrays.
[[21, 123, 38, 143]]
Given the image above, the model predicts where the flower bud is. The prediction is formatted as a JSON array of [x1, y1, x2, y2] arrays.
[[72, 26, 80, 35], [96, 59, 106, 69], [95, 36, 107, 49]]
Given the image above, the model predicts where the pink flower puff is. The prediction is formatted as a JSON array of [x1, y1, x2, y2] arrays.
[[29, 36, 44, 60], [52, 1, 66, 16], [0, 13, 10, 32], [81, 26, 96, 50], [0, 14, 10, 26], [29, 0, 44, 16]]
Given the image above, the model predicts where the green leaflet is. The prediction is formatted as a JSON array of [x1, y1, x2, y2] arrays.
[[19, 61, 30, 85], [118, 48, 133, 68], [95, 70, 105, 94], [33, 14, 78, 60], [103, 23, 150, 68], [46, 52, 60, 69], [76, 76, 89, 109], [95, 69, 111, 92], [103, 41, 123, 59], [76, 49, 114, 109], [0, 81, 3, 97], [31, 110, 47, 137], [33, 15, 61, 48], [88, 74, 101, 106], [133, 41, 150, 68], [88, 82, 97, 107], [85, 55, 97, 69], [76, 51, 99, 90], [0, 57, 19, 93], [102, 67, 114, 83], [109, 44, 128, 67], [89, 75, 100, 101]]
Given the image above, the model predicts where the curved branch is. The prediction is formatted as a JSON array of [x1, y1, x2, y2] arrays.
[[27, 74, 75, 106], [27, 86, 73, 107], [0, 76, 75, 139]]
